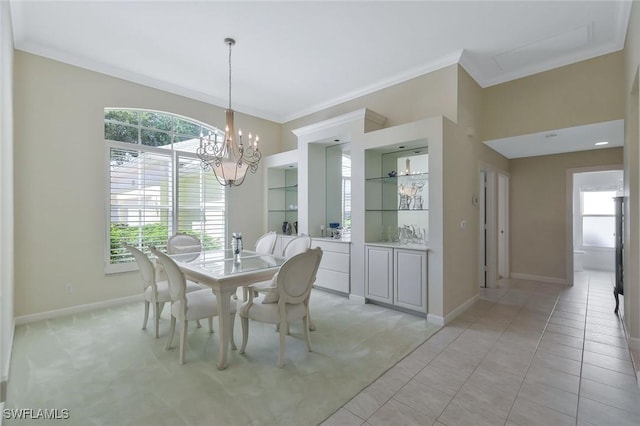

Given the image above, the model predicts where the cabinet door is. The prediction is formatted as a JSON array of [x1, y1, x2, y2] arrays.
[[394, 249, 427, 313], [365, 246, 393, 304]]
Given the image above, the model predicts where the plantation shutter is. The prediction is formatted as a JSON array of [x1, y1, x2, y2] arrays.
[[109, 148, 173, 263], [177, 156, 226, 251]]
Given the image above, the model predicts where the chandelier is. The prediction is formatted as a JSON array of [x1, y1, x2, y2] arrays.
[[197, 38, 261, 186]]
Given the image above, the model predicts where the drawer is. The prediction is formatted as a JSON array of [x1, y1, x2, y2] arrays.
[[311, 239, 350, 254], [319, 251, 350, 273], [315, 269, 349, 293]]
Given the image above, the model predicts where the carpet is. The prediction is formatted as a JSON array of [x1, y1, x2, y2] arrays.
[[7, 290, 440, 425]]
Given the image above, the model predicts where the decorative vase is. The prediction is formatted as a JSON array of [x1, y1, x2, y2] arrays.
[[282, 221, 292, 235]]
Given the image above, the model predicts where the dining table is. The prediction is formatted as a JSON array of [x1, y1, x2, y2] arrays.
[[168, 248, 286, 370]]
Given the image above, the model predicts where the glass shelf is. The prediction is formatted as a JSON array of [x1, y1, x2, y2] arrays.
[[366, 208, 428, 212], [365, 172, 428, 183], [268, 184, 298, 192]]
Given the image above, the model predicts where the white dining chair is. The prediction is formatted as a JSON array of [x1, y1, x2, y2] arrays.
[[122, 242, 202, 338], [239, 247, 322, 368], [254, 231, 278, 255], [250, 234, 311, 293], [167, 233, 202, 261], [249, 234, 316, 331], [150, 246, 237, 365], [239, 231, 279, 301]]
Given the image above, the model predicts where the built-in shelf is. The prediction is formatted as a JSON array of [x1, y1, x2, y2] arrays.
[[268, 184, 298, 192]]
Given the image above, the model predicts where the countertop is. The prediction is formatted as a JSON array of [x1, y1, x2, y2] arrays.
[[365, 241, 429, 250]]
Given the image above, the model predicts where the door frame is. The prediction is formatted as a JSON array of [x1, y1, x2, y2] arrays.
[[498, 172, 510, 280], [566, 164, 623, 286]]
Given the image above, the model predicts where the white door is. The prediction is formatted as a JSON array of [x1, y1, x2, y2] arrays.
[[498, 173, 509, 280]]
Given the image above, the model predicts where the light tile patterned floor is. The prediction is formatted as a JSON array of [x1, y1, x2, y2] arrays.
[[323, 271, 640, 426]]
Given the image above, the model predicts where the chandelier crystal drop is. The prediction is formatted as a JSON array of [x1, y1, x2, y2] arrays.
[[197, 38, 261, 187]]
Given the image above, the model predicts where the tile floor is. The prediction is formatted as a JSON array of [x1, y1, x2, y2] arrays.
[[323, 271, 640, 426]]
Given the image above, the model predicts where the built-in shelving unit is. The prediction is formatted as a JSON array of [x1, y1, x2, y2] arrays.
[[264, 150, 299, 235], [365, 148, 429, 244]]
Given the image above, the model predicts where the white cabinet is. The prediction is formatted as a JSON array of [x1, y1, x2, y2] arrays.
[[365, 246, 393, 304], [365, 244, 427, 314], [312, 238, 350, 294]]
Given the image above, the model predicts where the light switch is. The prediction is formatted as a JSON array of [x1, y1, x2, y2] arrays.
[[460, 220, 467, 229]]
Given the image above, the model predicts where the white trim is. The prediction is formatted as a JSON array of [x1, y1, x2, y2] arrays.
[[510, 273, 568, 285], [348, 294, 366, 304], [291, 108, 386, 138], [426, 313, 444, 326], [15, 295, 142, 325], [2, 318, 13, 383], [283, 51, 461, 123], [443, 294, 479, 325]]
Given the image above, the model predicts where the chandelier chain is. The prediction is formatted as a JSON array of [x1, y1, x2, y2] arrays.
[[228, 40, 232, 110]]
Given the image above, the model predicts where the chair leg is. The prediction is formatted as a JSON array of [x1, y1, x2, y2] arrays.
[[278, 319, 287, 368], [153, 302, 161, 339], [158, 302, 165, 317], [179, 320, 188, 365], [142, 301, 150, 330], [166, 316, 176, 350], [230, 313, 237, 350], [196, 319, 202, 328], [239, 316, 249, 354], [208, 317, 213, 333], [304, 315, 312, 352]]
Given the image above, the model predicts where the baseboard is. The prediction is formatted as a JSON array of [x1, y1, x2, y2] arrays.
[[348, 294, 366, 304], [626, 334, 640, 388], [2, 318, 14, 403], [444, 294, 480, 325], [510, 272, 568, 285], [426, 313, 444, 326], [15, 295, 142, 325]]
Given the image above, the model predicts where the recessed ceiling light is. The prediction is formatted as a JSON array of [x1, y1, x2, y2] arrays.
[[595, 141, 609, 146]]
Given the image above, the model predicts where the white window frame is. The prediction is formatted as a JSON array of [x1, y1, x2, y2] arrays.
[[578, 189, 616, 250], [104, 109, 227, 274]]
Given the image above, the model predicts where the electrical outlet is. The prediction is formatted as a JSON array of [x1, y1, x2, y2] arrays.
[[64, 284, 73, 294]]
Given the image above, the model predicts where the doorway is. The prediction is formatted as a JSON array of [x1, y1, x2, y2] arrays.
[[571, 169, 623, 279], [479, 168, 509, 288]]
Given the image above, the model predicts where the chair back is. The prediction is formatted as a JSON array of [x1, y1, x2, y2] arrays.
[[283, 234, 311, 258], [149, 247, 187, 304], [255, 231, 277, 255], [167, 233, 202, 253], [277, 247, 323, 305], [122, 242, 156, 292]]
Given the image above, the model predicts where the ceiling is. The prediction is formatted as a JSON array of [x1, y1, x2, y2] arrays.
[[10, 0, 631, 126], [484, 119, 625, 159]]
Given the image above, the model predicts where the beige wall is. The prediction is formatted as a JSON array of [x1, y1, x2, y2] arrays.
[[13, 52, 281, 317], [510, 148, 623, 281], [281, 65, 459, 150], [440, 67, 509, 315], [482, 51, 625, 141], [624, 3, 640, 342]]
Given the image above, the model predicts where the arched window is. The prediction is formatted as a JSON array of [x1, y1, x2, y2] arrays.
[[104, 108, 225, 272]]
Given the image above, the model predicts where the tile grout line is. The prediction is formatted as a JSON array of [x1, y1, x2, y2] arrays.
[[502, 285, 566, 425], [431, 285, 549, 426], [574, 271, 591, 425]]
